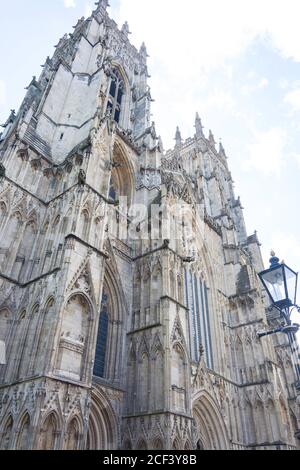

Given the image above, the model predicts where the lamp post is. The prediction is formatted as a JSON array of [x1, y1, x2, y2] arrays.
[[257, 251, 300, 390]]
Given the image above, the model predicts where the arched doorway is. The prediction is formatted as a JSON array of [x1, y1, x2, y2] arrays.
[[192, 391, 230, 450]]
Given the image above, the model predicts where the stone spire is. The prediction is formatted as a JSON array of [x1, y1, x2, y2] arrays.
[[175, 126, 182, 147], [208, 130, 216, 148], [219, 140, 226, 158], [195, 112, 204, 138], [158, 135, 164, 153]]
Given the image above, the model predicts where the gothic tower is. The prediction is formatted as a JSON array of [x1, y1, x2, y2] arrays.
[[0, 1, 299, 450]]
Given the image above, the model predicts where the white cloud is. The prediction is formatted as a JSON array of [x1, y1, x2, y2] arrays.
[[0, 80, 6, 106], [64, 0, 76, 8], [241, 78, 269, 96], [84, 3, 93, 18], [111, 0, 300, 147], [293, 154, 300, 169], [264, 233, 300, 271], [258, 78, 269, 89], [116, 0, 300, 69], [284, 88, 300, 113], [245, 128, 287, 175], [202, 90, 235, 113]]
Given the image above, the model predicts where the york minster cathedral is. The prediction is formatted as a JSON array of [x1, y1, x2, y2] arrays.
[[0, 0, 299, 450]]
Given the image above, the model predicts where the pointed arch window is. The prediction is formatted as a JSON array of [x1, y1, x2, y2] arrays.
[[184, 270, 214, 369], [93, 292, 109, 378], [107, 69, 125, 124]]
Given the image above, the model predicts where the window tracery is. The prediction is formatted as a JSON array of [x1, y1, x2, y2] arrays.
[[106, 69, 125, 124]]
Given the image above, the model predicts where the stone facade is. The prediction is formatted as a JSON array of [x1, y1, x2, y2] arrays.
[[0, 0, 299, 450]]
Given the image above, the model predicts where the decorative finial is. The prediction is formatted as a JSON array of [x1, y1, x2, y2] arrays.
[[25, 76, 38, 90], [175, 126, 182, 146], [269, 250, 280, 267], [158, 135, 164, 153], [149, 121, 157, 139], [195, 112, 204, 138], [209, 130, 216, 147], [219, 140, 226, 157]]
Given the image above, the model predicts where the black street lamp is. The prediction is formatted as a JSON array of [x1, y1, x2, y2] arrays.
[[258, 252, 300, 332], [258, 251, 300, 390], [259, 251, 298, 310]]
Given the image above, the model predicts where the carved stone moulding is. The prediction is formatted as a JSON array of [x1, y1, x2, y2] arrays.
[[136, 168, 161, 191]]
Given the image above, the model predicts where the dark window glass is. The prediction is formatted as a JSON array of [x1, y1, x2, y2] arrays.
[[107, 100, 113, 114], [106, 69, 125, 124], [110, 79, 117, 98], [114, 108, 121, 124], [117, 87, 123, 105], [109, 183, 117, 201], [93, 294, 109, 378]]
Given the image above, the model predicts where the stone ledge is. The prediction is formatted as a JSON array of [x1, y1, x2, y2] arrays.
[[0, 267, 60, 288]]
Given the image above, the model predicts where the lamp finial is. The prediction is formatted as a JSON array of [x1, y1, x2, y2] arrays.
[[270, 250, 280, 267]]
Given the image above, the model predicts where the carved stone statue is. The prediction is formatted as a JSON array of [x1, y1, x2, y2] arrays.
[[78, 169, 86, 186]]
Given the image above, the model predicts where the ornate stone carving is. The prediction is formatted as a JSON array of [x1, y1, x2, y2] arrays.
[[78, 169, 86, 186], [136, 168, 161, 191]]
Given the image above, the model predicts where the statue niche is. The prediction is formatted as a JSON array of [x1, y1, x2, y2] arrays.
[[56, 294, 90, 381]]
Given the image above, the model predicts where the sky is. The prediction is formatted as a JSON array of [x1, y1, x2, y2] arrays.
[[0, 0, 300, 322]]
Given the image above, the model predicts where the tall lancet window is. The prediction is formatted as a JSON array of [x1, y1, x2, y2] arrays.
[[184, 269, 214, 369], [107, 69, 125, 124], [93, 291, 109, 378]]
